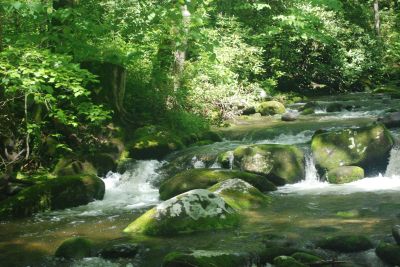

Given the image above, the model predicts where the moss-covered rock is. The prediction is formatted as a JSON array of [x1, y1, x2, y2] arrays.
[[208, 179, 271, 210], [233, 144, 305, 185], [291, 252, 322, 265], [128, 126, 184, 160], [257, 101, 286, 116], [301, 108, 315, 115], [0, 174, 105, 218], [88, 153, 117, 177], [393, 225, 400, 245], [55, 237, 93, 259], [326, 103, 344, 112], [375, 242, 400, 266], [159, 169, 276, 201], [273, 256, 308, 267], [316, 235, 373, 253], [216, 151, 234, 169], [98, 243, 139, 259], [162, 250, 252, 267], [311, 123, 394, 173], [53, 158, 97, 176], [324, 166, 364, 184], [124, 189, 239, 236]]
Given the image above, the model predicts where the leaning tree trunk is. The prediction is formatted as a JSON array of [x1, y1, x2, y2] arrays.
[[374, 0, 380, 36]]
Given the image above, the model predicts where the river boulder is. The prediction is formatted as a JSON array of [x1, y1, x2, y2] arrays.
[[378, 111, 400, 128], [209, 179, 271, 210], [311, 123, 394, 174], [55, 237, 93, 259], [281, 112, 298, 122], [256, 101, 286, 116], [159, 169, 276, 201], [53, 158, 97, 177], [233, 144, 305, 185], [123, 189, 239, 236], [392, 225, 400, 245], [0, 174, 105, 218], [324, 166, 364, 184], [375, 242, 400, 266], [316, 235, 373, 253]]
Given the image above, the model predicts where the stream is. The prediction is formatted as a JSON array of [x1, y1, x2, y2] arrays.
[[1, 93, 400, 267]]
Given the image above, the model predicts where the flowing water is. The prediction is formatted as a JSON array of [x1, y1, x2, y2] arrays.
[[1, 93, 400, 267]]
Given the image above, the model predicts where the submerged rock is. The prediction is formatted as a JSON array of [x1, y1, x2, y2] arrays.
[[301, 108, 315, 115], [256, 101, 286, 116], [98, 243, 139, 259], [311, 123, 394, 174], [159, 169, 276, 200], [55, 237, 93, 259], [162, 250, 253, 267], [316, 235, 373, 253], [324, 166, 364, 184], [0, 174, 105, 218], [209, 179, 271, 210], [123, 189, 239, 236], [326, 103, 344, 112], [233, 144, 305, 185], [375, 242, 400, 266]]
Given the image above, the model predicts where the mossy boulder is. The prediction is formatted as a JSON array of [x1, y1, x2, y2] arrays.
[[311, 123, 394, 174], [88, 153, 117, 177], [53, 158, 97, 176], [233, 144, 305, 185], [209, 179, 271, 210], [162, 250, 252, 267], [216, 151, 234, 169], [98, 243, 139, 259], [291, 252, 322, 265], [301, 108, 315, 115], [0, 174, 105, 218], [324, 166, 364, 184], [316, 235, 373, 253], [326, 103, 344, 112], [273, 256, 307, 267], [124, 189, 240, 236], [159, 169, 276, 201], [55, 237, 93, 259], [375, 242, 400, 266], [257, 101, 286, 116], [128, 126, 184, 160], [392, 225, 400, 245]]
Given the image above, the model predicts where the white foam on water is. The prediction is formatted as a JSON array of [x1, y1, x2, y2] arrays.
[[385, 146, 400, 177], [256, 130, 314, 145]]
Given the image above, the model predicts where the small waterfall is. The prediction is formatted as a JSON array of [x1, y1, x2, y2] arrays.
[[228, 151, 234, 170], [191, 156, 206, 168], [304, 152, 320, 183], [385, 146, 400, 177]]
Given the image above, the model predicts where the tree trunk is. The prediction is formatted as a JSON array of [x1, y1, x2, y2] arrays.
[[173, 3, 191, 91], [374, 0, 380, 36]]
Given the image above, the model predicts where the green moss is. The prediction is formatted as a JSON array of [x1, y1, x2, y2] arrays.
[[217, 151, 234, 169], [88, 153, 117, 177], [273, 256, 308, 267], [55, 237, 93, 259], [256, 101, 286, 116], [317, 235, 373, 252], [301, 108, 315, 115], [375, 242, 400, 266], [209, 179, 271, 210], [233, 144, 305, 185], [159, 169, 276, 200], [124, 189, 240, 236], [291, 252, 322, 264], [129, 126, 185, 160], [311, 123, 394, 172], [0, 175, 105, 218], [53, 158, 97, 177], [162, 250, 250, 267], [325, 166, 364, 184]]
